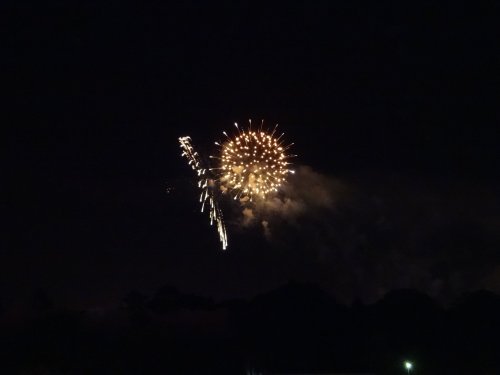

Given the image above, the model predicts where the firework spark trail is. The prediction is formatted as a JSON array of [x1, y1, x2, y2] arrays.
[[179, 136, 228, 249]]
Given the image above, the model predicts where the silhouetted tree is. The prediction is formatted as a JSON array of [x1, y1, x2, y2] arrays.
[[122, 290, 149, 313], [2, 283, 500, 374], [148, 285, 214, 313]]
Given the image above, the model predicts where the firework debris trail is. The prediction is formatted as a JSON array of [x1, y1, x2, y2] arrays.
[[179, 136, 228, 250], [179, 120, 295, 250]]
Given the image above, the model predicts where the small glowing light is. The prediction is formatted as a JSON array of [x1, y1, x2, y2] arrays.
[[405, 361, 413, 370]]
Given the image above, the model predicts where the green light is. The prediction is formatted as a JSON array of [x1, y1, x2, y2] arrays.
[[405, 361, 413, 371]]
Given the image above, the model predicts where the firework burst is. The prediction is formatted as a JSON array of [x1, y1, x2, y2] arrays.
[[179, 120, 294, 250], [212, 120, 295, 201]]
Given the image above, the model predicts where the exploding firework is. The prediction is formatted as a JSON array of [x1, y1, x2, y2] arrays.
[[179, 120, 294, 250], [212, 120, 295, 201]]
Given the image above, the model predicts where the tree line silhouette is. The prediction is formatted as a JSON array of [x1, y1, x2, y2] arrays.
[[1, 283, 499, 374]]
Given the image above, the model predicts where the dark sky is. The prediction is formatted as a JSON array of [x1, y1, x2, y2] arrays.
[[4, 1, 500, 309]]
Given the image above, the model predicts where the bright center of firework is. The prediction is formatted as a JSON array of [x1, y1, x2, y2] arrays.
[[220, 130, 290, 198]]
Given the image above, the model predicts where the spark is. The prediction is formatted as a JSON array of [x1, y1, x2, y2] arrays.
[[179, 136, 228, 250]]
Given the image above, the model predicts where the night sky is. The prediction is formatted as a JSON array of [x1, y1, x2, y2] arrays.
[[4, 1, 500, 310]]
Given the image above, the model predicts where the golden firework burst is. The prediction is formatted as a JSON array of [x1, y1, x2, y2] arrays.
[[213, 120, 294, 200], [179, 119, 295, 250]]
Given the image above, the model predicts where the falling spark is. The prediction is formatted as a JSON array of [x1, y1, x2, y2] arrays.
[[179, 136, 228, 249]]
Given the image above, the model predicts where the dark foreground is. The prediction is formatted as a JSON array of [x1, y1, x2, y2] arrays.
[[1, 283, 499, 374]]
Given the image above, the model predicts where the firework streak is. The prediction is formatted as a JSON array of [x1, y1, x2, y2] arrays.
[[179, 136, 228, 249]]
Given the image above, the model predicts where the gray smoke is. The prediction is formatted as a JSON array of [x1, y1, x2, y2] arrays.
[[233, 166, 500, 303]]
